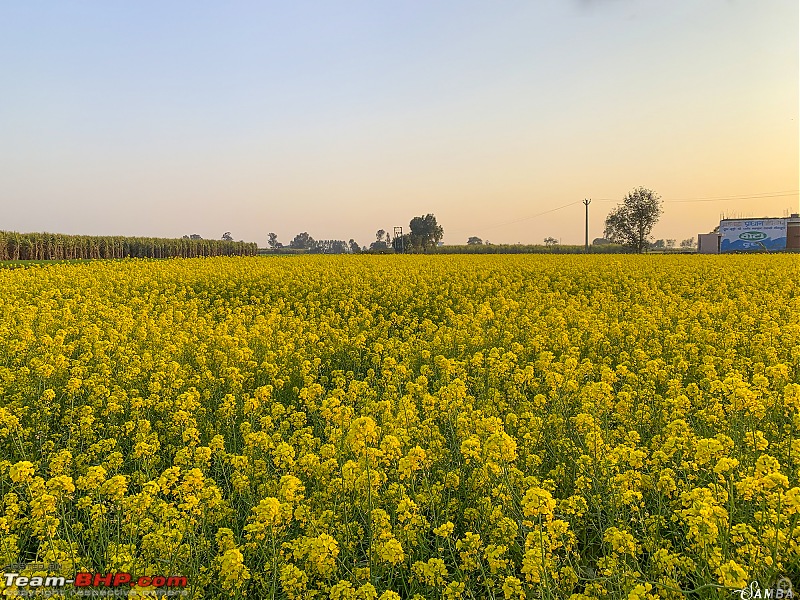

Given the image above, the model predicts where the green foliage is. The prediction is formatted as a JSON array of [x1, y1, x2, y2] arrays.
[[408, 214, 444, 252], [309, 240, 349, 254], [604, 187, 663, 253], [289, 232, 315, 250], [0, 231, 257, 261]]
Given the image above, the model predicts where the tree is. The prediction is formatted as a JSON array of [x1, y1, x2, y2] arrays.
[[409, 214, 443, 252], [666, 239, 676, 249], [592, 237, 610, 246], [651, 239, 666, 250], [222, 232, 233, 241], [680, 237, 695, 249], [467, 236, 483, 245], [392, 233, 411, 253], [182, 234, 202, 240], [309, 239, 347, 254], [268, 232, 281, 249], [289, 232, 315, 249], [372, 229, 389, 250], [543, 237, 558, 247], [603, 187, 662, 253], [349, 239, 361, 254]]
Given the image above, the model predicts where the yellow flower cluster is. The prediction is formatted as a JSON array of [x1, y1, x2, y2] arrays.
[[0, 254, 798, 598]]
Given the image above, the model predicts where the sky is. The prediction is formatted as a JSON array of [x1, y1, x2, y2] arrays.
[[1, 1, 797, 246]]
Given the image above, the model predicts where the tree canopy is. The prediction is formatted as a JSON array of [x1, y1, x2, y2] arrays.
[[603, 187, 662, 253], [409, 214, 443, 252], [370, 229, 391, 251], [267, 232, 282, 249], [289, 232, 315, 249]]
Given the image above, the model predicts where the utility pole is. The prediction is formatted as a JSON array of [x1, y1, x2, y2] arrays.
[[583, 198, 591, 253]]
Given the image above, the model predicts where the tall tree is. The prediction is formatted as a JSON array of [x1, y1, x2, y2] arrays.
[[603, 187, 662, 253], [289, 232, 315, 249], [409, 214, 444, 252], [268, 232, 280, 249], [467, 236, 483, 245]]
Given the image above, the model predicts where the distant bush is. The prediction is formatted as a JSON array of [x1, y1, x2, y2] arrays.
[[431, 243, 633, 254], [258, 247, 309, 255]]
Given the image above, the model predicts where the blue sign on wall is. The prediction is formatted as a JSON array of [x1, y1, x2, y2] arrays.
[[720, 219, 787, 252]]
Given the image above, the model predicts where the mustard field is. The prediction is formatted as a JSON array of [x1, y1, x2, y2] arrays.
[[0, 255, 798, 599]]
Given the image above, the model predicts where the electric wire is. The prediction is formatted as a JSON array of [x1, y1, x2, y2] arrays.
[[448, 190, 798, 239]]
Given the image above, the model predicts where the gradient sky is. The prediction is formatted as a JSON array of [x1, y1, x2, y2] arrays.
[[1, 1, 797, 246]]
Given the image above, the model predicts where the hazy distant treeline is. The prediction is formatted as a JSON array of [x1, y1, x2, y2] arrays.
[[0, 231, 257, 261], [431, 243, 633, 254]]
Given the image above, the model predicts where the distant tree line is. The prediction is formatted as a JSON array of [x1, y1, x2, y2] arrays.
[[265, 213, 445, 255], [431, 243, 633, 255], [0, 231, 257, 261], [650, 237, 695, 251], [265, 204, 689, 256], [264, 232, 361, 254]]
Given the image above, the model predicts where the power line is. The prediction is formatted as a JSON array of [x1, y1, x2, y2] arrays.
[[476, 200, 582, 232], [449, 189, 798, 240], [595, 190, 799, 203], [666, 191, 799, 203]]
